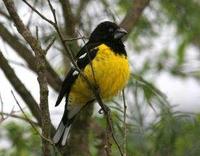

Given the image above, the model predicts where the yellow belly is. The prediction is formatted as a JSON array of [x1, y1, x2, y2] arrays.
[[68, 44, 130, 105]]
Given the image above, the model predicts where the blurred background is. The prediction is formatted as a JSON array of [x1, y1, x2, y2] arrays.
[[0, 0, 200, 155]]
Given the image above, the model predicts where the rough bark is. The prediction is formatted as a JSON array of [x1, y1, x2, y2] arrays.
[[3, 0, 52, 155]]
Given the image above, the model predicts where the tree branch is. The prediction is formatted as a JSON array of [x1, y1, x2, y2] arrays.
[[36, 31, 51, 156], [0, 23, 62, 92], [90, 121, 107, 156], [59, 0, 79, 58], [2, 1, 52, 155], [11, 91, 53, 145], [59, 0, 76, 38], [2, 1, 44, 56], [0, 111, 39, 126], [0, 9, 11, 20], [75, 0, 90, 22], [120, 0, 150, 36], [0, 50, 42, 125]]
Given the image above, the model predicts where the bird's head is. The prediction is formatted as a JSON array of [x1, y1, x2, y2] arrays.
[[89, 21, 127, 43]]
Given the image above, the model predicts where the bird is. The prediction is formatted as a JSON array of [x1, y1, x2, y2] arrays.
[[53, 21, 130, 146]]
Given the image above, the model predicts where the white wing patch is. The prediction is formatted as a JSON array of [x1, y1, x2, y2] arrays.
[[72, 70, 79, 76], [79, 53, 87, 59]]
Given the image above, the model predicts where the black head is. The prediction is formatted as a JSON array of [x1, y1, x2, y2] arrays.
[[89, 21, 127, 43], [89, 21, 127, 55]]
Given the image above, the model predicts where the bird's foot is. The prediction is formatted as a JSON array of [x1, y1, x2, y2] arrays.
[[98, 104, 110, 114]]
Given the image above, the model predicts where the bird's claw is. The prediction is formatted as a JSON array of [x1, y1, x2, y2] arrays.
[[98, 105, 110, 114]]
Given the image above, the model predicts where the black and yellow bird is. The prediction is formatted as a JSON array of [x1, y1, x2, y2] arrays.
[[53, 21, 130, 145]]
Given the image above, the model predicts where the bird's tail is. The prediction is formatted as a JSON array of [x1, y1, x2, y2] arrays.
[[52, 121, 71, 146], [53, 106, 81, 146]]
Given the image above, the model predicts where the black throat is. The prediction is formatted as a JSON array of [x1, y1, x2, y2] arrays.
[[104, 40, 127, 56], [87, 39, 127, 56]]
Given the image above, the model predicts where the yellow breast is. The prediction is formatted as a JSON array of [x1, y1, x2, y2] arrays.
[[69, 44, 130, 105]]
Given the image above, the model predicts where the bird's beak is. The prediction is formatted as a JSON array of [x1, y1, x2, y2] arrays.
[[114, 27, 127, 39]]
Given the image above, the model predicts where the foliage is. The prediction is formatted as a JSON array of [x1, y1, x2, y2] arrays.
[[1, 110, 200, 156], [0, 121, 41, 156]]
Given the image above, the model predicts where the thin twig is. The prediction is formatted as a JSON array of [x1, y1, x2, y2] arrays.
[[0, 106, 15, 124], [45, 36, 56, 53], [122, 89, 127, 156], [47, 0, 57, 25], [106, 110, 124, 156], [0, 111, 39, 126], [22, 0, 54, 25], [0, 50, 42, 125], [64, 36, 89, 42], [11, 91, 53, 144], [11, 90, 38, 132], [0, 10, 11, 20]]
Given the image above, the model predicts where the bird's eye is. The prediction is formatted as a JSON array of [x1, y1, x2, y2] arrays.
[[108, 28, 114, 32]]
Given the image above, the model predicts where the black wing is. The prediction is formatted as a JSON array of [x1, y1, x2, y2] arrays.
[[75, 42, 100, 59], [55, 43, 100, 106], [55, 69, 78, 106]]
